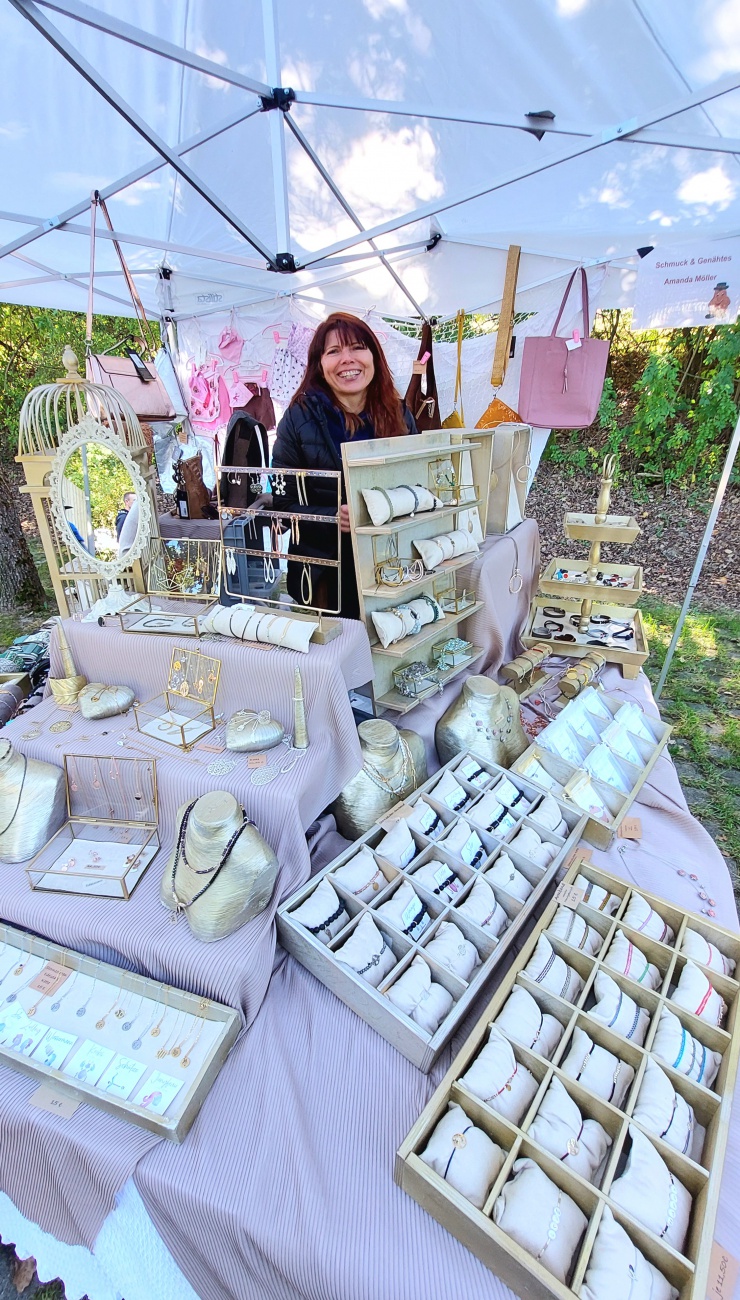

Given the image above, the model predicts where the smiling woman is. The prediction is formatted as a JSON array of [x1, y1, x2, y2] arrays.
[[272, 312, 418, 618]]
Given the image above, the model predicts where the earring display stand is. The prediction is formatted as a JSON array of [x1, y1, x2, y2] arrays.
[[135, 645, 220, 751], [342, 431, 496, 714], [25, 754, 159, 900], [522, 457, 648, 679], [0, 919, 239, 1141], [396, 854, 740, 1300], [216, 465, 343, 644]]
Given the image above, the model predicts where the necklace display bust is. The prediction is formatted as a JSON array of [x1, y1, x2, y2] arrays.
[[160, 791, 278, 942], [435, 675, 529, 768], [331, 720, 427, 839], [0, 739, 67, 864]]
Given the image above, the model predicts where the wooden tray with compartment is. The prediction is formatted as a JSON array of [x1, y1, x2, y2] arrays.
[[522, 598, 649, 679], [539, 559, 643, 607], [0, 921, 240, 1142], [563, 513, 641, 545], [277, 752, 585, 1071], [512, 689, 672, 849], [396, 857, 740, 1300], [342, 430, 496, 714]]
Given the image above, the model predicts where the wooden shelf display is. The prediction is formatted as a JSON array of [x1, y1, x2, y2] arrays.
[[277, 751, 585, 1072], [539, 558, 643, 607], [521, 599, 649, 680], [511, 686, 671, 849], [0, 921, 239, 1141], [342, 430, 496, 713], [396, 856, 740, 1300]]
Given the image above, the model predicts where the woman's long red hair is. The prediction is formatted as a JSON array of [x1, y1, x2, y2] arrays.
[[291, 312, 407, 438]]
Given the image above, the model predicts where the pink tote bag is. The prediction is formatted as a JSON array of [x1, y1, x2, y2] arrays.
[[517, 268, 609, 429]]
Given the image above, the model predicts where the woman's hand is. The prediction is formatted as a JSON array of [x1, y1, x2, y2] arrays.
[[340, 504, 352, 534]]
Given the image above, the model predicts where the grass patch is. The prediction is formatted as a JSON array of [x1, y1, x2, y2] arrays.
[[641, 594, 740, 879]]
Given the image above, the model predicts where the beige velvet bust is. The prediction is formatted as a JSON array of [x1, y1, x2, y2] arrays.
[[0, 738, 67, 864], [160, 791, 278, 942], [331, 720, 427, 839], [435, 675, 529, 767]]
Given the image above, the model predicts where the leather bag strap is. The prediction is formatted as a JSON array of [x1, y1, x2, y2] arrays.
[[551, 267, 590, 338], [490, 243, 521, 387]]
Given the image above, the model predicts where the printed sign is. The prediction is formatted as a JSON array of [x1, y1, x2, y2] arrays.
[[632, 240, 740, 329]]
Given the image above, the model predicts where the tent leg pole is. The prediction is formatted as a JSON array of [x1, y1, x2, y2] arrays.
[[654, 407, 740, 701]]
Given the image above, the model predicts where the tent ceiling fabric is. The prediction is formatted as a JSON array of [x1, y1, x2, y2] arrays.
[[2, 0, 740, 320]]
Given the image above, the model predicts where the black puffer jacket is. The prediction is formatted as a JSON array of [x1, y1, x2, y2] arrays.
[[272, 393, 417, 615]]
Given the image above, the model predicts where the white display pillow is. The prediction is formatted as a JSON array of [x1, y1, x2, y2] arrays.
[[633, 1058, 705, 1163], [412, 858, 463, 903], [622, 892, 675, 945], [413, 529, 479, 572], [430, 769, 471, 813], [609, 1126, 692, 1253], [494, 984, 565, 1059], [491, 775, 531, 814], [528, 1075, 611, 1184], [493, 1158, 588, 1284], [460, 1026, 539, 1124], [421, 1102, 504, 1210], [362, 483, 443, 528], [291, 878, 349, 943], [331, 846, 387, 903], [575, 874, 621, 915], [652, 1008, 721, 1089], [560, 1027, 634, 1108], [586, 971, 650, 1045], [334, 913, 396, 988], [547, 905, 602, 957], [458, 757, 493, 789], [406, 799, 446, 841], [375, 879, 431, 941], [603, 929, 661, 990], [370, 594, 444, 649], [508, 825, 558, 868], [201, 603, 317, 652], [441, 819, 486, 867], [376, 817, 416, 868], [680, 927, 736, 976], [483, 854, 533, 902], [467, 792, 517, 837], [456, 878, 509, 937], [423, 921, 481, 981], [670, 960, 727, 1027], [529, 793, 568, 836], [522, 935, 584, 1004], [385, 955, 454, 1034], [582, 1207, 679, 1300]]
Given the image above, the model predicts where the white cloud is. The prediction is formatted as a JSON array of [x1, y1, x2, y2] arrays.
[[0, 120, 28, 141], [677, 164, 736, 208]]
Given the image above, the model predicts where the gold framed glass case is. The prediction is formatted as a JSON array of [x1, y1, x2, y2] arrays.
[[134, 646, 221, 751]]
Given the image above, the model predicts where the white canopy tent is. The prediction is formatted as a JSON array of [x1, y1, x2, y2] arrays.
[[1, 0, 740, 323]]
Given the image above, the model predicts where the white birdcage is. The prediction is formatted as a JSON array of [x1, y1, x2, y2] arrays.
[[17, 347, 157, 618]]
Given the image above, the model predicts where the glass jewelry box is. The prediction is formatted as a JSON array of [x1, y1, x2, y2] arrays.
[[118, 594, 217, 639], [26, 754, 159, 900], [277, 752, 585, 1072], [118, 538, 221, 638], [135, 645, 221, 751], [0, 920, 240, 1141], [396, 855, 740, 1300]]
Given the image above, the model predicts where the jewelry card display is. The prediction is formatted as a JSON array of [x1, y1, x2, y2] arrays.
[[277, 751, 585, 1071], [0, 921, 240, 1141], [512, 687, 671, 849], [26, 754, 159, 900], [396, 857, 740, 1300], [135, 645, 220, 750], [342, 430, 494, 714]]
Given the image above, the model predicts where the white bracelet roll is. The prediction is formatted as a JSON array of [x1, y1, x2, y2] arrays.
[[494, 984, 564, 1058], [460, 1025, 538, 1124]]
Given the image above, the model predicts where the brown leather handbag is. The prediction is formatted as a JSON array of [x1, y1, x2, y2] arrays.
[[404, 323, 441, 431], [244, 384, 276, 431], [173, 453, 212, 520]]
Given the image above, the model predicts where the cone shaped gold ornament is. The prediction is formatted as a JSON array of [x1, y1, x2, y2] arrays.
[[293, 668, 309, 749], [48, 618, 87, 707]]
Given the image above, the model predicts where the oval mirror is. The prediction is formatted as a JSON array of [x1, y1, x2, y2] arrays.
[[50, 415, 152, 578]]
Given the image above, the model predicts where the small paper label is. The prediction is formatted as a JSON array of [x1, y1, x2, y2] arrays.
[[412, 360, 427, 374], [402, 899, 425, 931], [434, 864, 454, 889], [63, 1040, 116, 1086], [461, 832, 483, 866], [564, 847, 592, 870], [708, 1242, 740, 1300], [28, 961, 70, 998], [97, 1053, 147, 1100], [132, 1070, 185, 1116], [618, 816, 642, 840], [554, 882, 586, 910], [29, 1085, 81, 1119], [31, 1027, 78, 1069], [247, 753, 267, 769]]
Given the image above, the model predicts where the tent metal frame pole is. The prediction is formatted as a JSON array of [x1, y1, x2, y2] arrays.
[[10, 0, 278, 266], [284, 115, 428, 318], [295, 70, 740, 265], [0, 105, 263, 263], [654, 408, 740, 701], [261, 0, 291, 255], [8, 249, 135, 310]]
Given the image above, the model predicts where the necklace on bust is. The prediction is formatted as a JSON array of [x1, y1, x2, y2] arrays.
[[467, 697, 513, 745], [0, 752, 27, 838], [170, 801, 255, 918], [362, 735, 415, 795]]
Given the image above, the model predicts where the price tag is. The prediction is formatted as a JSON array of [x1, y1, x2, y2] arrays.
[[708, 1241, 740, 1300], [618, 816, 642, 841], [564, 847, 592, 870], [29, 1084, 80, 1119], [247, 754, 267, 769], [412, 360, 427, 375], [28, 962, 70, 998], [553, 882, 585, 911], [566, 330, 582, 351]]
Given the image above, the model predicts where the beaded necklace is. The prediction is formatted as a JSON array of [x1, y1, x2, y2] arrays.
[[170, 802, 255, 916]]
